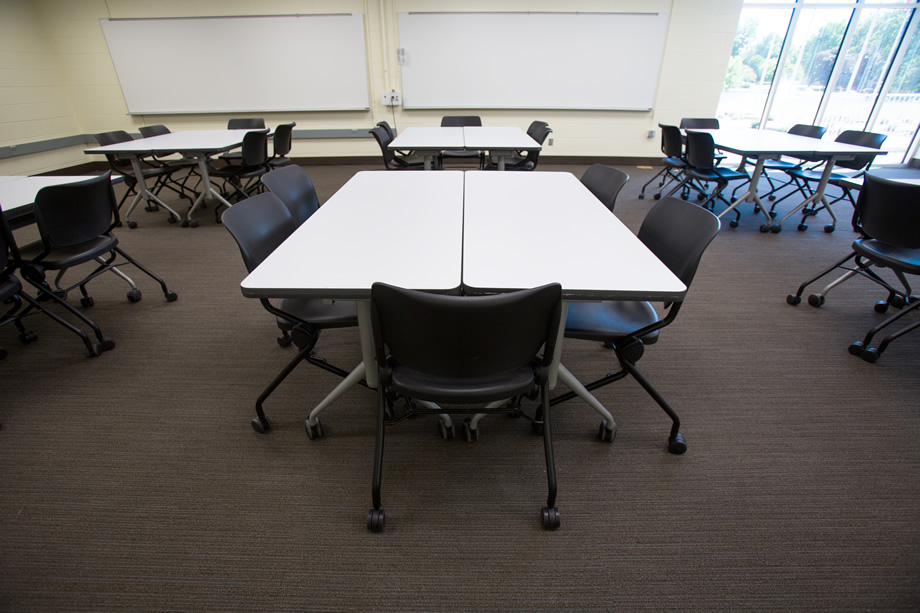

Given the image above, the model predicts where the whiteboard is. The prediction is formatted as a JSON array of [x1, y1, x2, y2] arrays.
[[397, 12, 669, 111], [100, 15, 370, 114]]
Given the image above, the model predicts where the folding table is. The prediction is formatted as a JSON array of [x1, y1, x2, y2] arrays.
[[387, 126, 540, 170]]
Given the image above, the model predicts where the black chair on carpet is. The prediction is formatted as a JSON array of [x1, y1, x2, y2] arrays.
[[670, 130, 749, 227], [439, 115, 484, 168], [679, 117, 726, 165], [483, 123, 552, 171], [268, 122, 296, 169], [221, 192, 358, 435], [580, 165, 629, 213], [640, 123, 690, 201], [209, 130, 271, 213], [220, 118, 267, 163], [553, 197, 720, 451], [138, 124, 200, 199], [17, 174, 177, 356], [367, 281, 563, 532], [261, 165, 320, 227], [369, 126, 426, 170]]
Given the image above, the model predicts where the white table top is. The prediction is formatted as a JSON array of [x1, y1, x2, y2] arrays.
[[462, 127, 540, 151], [0, 175, 118, 214], [241, 171, 465, 299], [84, 129, 258, 156], [689, 128, 886, 158], [388, 127, 464, 151], [462, 171, 686, 301]]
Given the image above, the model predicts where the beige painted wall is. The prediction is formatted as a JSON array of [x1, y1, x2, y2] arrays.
[[0, 0, 744, 175]]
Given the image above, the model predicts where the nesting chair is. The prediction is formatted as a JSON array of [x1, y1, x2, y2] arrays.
[[369, 126, 426, 169], [16, 173, 177, 357], [261, 165, 320, 228], [367, 282, 563, 532], [208, 129, 271, 215], [640, 123, 689, 201], [580, 165, 629, 212], [439, 115, 484, 168], [483, 122, 552, 171], [787, 174, 920, 362], [268, 122, 296, 169], [774, 130, 887, 233], [552, 197, 720, 451], [221, 192, 358, 435], [137, 124, 200, 198]]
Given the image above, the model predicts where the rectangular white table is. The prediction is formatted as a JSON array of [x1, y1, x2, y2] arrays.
[[241, 170, 685, 432], [690, 128, 886, 232], [85, 129, 258, 227], [388, 126, 540, 170], [0, 175, 122, 226]]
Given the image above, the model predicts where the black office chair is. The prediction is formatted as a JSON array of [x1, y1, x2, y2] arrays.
[[679, 117, 726, 165], [137, 124, 200, 199], [268, 122, 296, 169], [220, 118, 267, 163], [640, 124, 687, 201], [17, 174, 177, 355], [369, 126, 425, 170], [221, 192, 358, 434], [261, 165, 320, 227], [483, 123, 552, 171], [787, 174, 920, 359], [367, 282, 563, 532], [553, 197, 720, 450], [777, 130, 888, 233], [580, 165, 629, 213], [439, 115, 484, 168], [209, 130, 271, 213], [754, 124, 827, 204], [1, 213, 86, 358], [669, 131, 748, 227]]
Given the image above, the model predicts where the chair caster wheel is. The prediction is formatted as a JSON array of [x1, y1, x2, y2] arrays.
[[786, 294, 802, 306], [80, 296, 95, 308], [861, 348, 880, 363], [167, 216, 177, 224], [541, 506, 561, 530], [807, 294, 825, 307], [668, 432, 687, 454], [305, 418, 324, 440], [680, 193, 689, 201], [597, 420, 616, 443], [848, 341, 865, 357], [100, 338, 116, 351], [19, 331, 37, 344], [654, 193, 662, 200], [145, 204, 159, 213], [367, 509, 386, 532], [759, 224, 770, 233], [463, 419, 480, 442], [277, 335, 293, 348], [439, 420, 456, 440], [189, 220, 199, 228], [729, 219, 739, 228], [165, 291, 178, 302], [768, 195, 776, 202], [87, 343, 103, 357], [797, 223, 808, 231], [770, 224, 782, 234], [824, 224, 835, 233], [874, 301, 890, 313], [127, 220, 138, 229], [180, 219, 189, 228], [638, 193, 645, 200], [251, 416, 270, 433], [127, 289, 142, 302], [890, 295, 907, 309], [531, 420, 545, 435]]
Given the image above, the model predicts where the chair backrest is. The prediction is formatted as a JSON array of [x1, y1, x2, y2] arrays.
[[526, 120, 549, 138], [240, 130, 270, 166], [834, 130, 888, 171], [94, 130, 134, 167], [788, 124, 826, 139], [0, 214, 18, 278], [684, 131, 718, 170], [853, 173, 920, 248], [139, 125, 171, 138], [261, 165, 320, 226], [369, 126, 397, 167], [228, 118, 266, 130], [441, 116, 482, 127], [273, 122, 296, 157], [33, 173, 116, 248], [638, 196, 721, 287], [580, 165, 629, 213], [376, 121, 395, 139], [221, 192, 298, 272], [680, 118, 720, 130], [371, 282, 562, 380], [658, 123, 683, 158]]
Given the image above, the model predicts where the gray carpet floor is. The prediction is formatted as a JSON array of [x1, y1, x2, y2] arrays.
[[1, 163, 918, 611]]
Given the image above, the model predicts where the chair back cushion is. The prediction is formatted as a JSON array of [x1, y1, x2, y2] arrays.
[[369, 127, 397, 166], [221, 192, 297, 272], [33, 174, 115, 248], [139, 125, 170, 138], [240, 130, 269, 166], [228, 118, 265, 130], [371, 283, 561, 379], [580, 165, 629, 213], [854, 173, 920, 248], [273, 122, 296, 157], [680, 118, 720, 130], [440, 116, 482, 127], [638, 197, 721, 286], [684, 131, 718, 170], [659, 124, 683, 158], [261, 166, 320, 226], [835, 130, 888, 171], [788, 124, 826, 139]]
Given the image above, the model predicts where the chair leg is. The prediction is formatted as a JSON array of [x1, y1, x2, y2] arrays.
[[639, 167, 669, 199], [368, 380, 387, 532], [112, 246, 177, 301], [540, 384, 560, 530], [849, 297, 920, 362], [16, 287, 106, 357]]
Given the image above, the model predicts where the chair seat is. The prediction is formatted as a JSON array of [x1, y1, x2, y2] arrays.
[[564, 300, 660, 344], [275, 297, 358, 330], [786, 168, 852, 183], [390, 364, 537, 405], [18, 235, 118, 270], [762, 159, 800, 171], [0, 273, 22, 302], [853, 239, 920, 275], [663, 157, 687, 168], [687, 167, 748, 182], [391, 155, 426, 169]]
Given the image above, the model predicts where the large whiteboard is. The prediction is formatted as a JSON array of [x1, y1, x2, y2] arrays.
[[397, 12, 669, 111], [100, 15, 370, 114]]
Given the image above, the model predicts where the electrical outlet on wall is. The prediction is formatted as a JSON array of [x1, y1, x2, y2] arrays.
[[382, 91, 401, 106]]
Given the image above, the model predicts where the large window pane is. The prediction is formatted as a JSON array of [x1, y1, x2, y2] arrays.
[[873, 15, 920, 163], [717, 7, 794, 129], [764, 7, 854, 132]]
